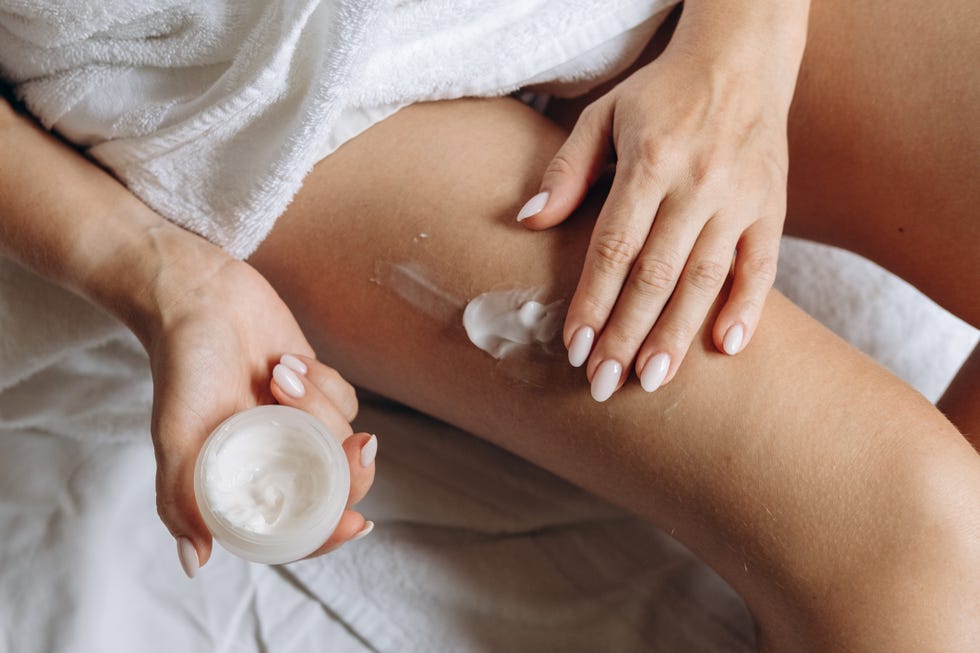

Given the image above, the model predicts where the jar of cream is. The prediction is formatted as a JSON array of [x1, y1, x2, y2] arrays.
[[193, 405, 350, 564]]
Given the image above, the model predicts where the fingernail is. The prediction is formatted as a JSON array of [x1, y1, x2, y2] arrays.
[[350, 520, 374, 542], [516, 191, 549, 221], [280, 354, 308, 375], [176, 537, 199, 579], [273, 363, 305, 398], [567, 326, 595, 368], [591, 359, 622, 402], [640, 352, 671, 392], [360, 434, 378, 468], [723, 324, 744, 356]]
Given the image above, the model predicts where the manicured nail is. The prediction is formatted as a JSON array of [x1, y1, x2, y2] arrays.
[[360, 434, 378, 468], [350, 521, 374, 542], [273, 363, 305, 398], [280, 354, 308, 375], [640, 352, 671, 392], [516, 191, 549, 221], [591, 359, 622, 402], [723, 323, 744, 356], [567, 326, 595, 368], [176, 537, 199, 579]]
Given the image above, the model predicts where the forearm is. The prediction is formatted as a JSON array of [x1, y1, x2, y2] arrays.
[[0, 95, 229, 337], [671, 0, 810, 107]]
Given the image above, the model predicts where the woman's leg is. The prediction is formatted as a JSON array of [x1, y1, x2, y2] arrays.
[[547, 0, 980, 438], [784, 0, 979, 329], [247, 96, 980, 649], [785, 0, 980, 442]]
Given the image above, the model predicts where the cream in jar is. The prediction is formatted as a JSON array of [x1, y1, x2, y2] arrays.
[[194, 405, 350, 564]]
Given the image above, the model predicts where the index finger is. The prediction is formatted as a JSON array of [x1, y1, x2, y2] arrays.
[[563, 167, 663, 360]]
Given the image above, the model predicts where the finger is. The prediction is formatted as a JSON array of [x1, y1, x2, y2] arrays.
[[271, 365, 376, 503], [343, 432, 377, 507], [563, 167, 662, 378], [517, 98, 614, 229], [151, 386, 216, 578], [270, 361, 355, 442], [281, 354, 359, 422], [636, 221, 736, 392], [713, 223, 780, 356], [302, 510, 373, 558], [583, 192, 705, 401]]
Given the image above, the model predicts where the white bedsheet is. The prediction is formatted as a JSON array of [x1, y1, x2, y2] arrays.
[[0, 237, 976, 653]]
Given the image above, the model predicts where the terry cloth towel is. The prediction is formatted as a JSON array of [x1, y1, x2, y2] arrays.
[[0, 0, 678, 260]]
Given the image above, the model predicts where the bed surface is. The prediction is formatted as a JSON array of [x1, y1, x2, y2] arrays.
[[0, 236, 975, 652]]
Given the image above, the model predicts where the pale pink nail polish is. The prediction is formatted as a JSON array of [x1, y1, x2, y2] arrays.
[[273, 363, 305, 398], [350, 521, 374, 542], [280, 354, 308, 375], [640, 353, 670, 392], [567, 326, 595, 368], [177, 537, 199, 579], [516, 191, 549, 221], [591, 359, 622, 402], [360, 434, 378, 468], [723, 324, 744, 356]]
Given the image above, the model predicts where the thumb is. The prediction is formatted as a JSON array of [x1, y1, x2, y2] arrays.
[[151, 396, 215, 579], [516, 99, 614, 229]]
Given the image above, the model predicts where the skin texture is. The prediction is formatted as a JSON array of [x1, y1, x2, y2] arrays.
[[0, 102, 378, 570], [245, 1, 980, 647], [0, 0, 975, 647], [521, 2, 810, 401]]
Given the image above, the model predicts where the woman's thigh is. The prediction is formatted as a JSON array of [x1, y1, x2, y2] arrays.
[[545, 0, 980, 326], [247, 96, 980, 645], [785, 0, 979, 325]]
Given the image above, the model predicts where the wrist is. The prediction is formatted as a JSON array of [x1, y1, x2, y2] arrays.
[[670, 1, 810, 108], [77, 200, 233, 342]]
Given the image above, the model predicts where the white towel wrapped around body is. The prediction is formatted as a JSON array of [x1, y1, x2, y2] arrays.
[[0, 0, 678, 259]]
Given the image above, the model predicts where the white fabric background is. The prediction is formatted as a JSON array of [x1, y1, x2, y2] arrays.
[[0, 236, 976, 652]]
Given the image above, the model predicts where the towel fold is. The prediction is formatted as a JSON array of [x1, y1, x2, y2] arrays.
[[0, 0, 676, 260]]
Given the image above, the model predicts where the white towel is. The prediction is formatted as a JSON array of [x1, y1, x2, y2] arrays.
[[1, 2, 977, 649], [0, 0, 677, 260]]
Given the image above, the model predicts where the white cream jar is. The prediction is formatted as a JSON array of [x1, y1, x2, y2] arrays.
[[194, 405, 350, 564]]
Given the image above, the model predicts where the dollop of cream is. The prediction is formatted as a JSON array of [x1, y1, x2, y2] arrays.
[[462, 288, 564, 359], [203, 423, 331, 535]]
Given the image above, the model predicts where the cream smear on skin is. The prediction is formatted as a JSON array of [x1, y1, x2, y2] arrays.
[[203, 422, 331, 535], [372, 256, 567, 385], [462, 288, 564, 359]]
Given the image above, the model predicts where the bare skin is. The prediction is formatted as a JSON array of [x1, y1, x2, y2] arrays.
[[246, 1, 980, 648], [0, 0, 975, 648]]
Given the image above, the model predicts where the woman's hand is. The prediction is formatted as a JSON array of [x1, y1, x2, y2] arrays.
[[518, 4, 808, 402], [0, 86, 375, 575], [135, 240, 376, 577]]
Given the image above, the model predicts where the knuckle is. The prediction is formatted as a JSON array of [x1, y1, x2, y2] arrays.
[[592, 232, 638, 272], [600, 326, 636, 350], [736, 294, 766, 317], [637, 133, 671, 167], [693, 161, 728, 190], [686, 259, 729, 292], [657, 317, 696, 348], [544, 151, 577, 179], [631, 256, 678, 296], [743, 252, 778, 284], [576, 292, 614, 322]]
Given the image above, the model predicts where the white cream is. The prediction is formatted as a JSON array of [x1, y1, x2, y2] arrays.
[[462, 288, 565, 359], [203, 422, 332, 535]]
